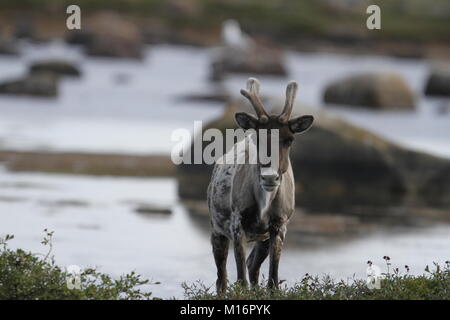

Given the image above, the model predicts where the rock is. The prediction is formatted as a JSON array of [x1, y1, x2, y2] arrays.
[[177, 86, 230, 103], [0, 37, 19, 56], [424, 69, 450, 96], [419, 165, 450, 208], [29, 60, 81, 77], [134, 205, 172, 215], [39, 199, 90, 208], [65, 31, 93, 46], [178, 92, 230, 103], [0, 72, 58, 97], [323, 73, 416, 110], [210, 45, 287, 80], [113, 72, 132, 85], [176, 100, 450, 216], [0, 196, 27, 203], [82, 11, 143, 59]]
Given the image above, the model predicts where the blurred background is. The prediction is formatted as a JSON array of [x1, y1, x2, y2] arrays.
[[0, 0, 449, 298]]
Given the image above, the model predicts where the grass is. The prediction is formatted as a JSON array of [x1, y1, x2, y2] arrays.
[[1, 232, 449, 300], [183, 260, 450, 300]]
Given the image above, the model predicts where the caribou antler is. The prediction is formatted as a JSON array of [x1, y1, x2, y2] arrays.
[[278, 80, 298, 124], [240, 77, 269, 123]]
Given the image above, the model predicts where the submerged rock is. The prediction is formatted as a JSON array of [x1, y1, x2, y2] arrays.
[[0, 72, 58, 97], [134, 205, 172, 215], [424, 68, 450, 97], [0, 60, 80, 98], [39, 199, 90, 208], [323, 73, 416, 110], [177, 100, 450, 216], [177, 85, 231, 103], [29, 60, 81, 77]]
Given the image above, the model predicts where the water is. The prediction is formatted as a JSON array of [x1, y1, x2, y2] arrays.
[[0, 168, 449, 298], [0, 41, 223, 154], [0, 43, 449, 298], [0, 42, 449, 157]]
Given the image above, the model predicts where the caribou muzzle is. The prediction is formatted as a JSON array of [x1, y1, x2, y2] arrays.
[[260, 166, 280, 191]]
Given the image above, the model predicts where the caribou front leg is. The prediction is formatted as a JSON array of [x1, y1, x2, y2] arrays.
[[247, 239, 270, 286], [211, 232, 229, 295], [268, 225, 286, 289], [231, 216, 248, 287]]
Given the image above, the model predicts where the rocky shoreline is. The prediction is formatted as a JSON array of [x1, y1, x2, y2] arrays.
[[0, 150, 174, 177]]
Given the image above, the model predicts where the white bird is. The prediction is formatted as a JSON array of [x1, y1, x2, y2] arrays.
[[221, 19, 253, 51]]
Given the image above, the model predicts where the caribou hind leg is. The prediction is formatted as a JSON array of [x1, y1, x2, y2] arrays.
[[246, 239, 270, 287], [211, 232, 229, 295]]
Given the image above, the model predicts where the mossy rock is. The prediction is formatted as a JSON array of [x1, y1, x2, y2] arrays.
[[0, 72, 58, 97], [75, 11, 143, 59], [29, 60, 81, 77], [323, 73, 416, 110]]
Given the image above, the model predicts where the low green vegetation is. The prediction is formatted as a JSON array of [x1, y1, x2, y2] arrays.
[[1, 0, 449, 42], [1, 232, 449, 300], [0, 232, 153, 300], [183, 259, 450, 300]]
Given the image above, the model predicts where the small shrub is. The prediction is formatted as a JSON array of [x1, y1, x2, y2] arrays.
[[0, 231, 153, 300], [183, 260, 450, 300]]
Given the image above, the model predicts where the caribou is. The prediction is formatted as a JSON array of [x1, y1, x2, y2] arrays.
[[207, 77, 314, 294]]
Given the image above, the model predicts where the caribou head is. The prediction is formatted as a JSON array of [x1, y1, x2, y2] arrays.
[[235, 78, 314, 192]]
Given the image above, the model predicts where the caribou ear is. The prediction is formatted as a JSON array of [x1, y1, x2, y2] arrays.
[[235, 112, 259, 130], [288, 115, 314, 134]]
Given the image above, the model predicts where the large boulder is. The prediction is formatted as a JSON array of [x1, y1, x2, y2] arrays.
[[211, 45, 287, 81], [323, 73, 416, 110], [29, 60, 81, 77], [67, 11, 143, 59], [177, 100, 450, 218], [424, 68, 450, 97], [0, 72, 58, 97]]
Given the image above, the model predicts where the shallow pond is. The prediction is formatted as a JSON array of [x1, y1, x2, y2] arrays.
[[1, 168, 449, 298], [0, 43, 449, 298], [0, 42, 449, 158]]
